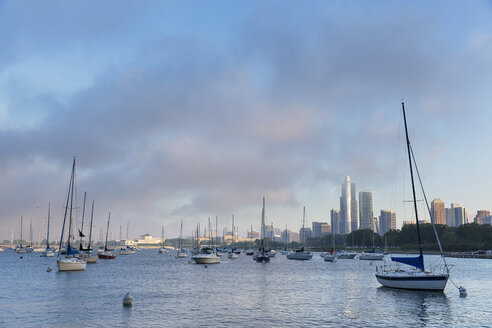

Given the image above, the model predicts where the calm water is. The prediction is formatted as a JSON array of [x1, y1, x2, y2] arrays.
[[0, 249, 491, 327]]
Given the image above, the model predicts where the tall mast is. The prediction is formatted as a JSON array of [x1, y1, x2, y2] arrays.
[[208, 217, 211, 248], [402, 102, 423, 257], [216, 215, 218, 248], [179, 220, 183, 249], [302, 206, 306, 246], [161, 226, 164, 248], [46, 203, 50, 249], [231, 215, 234, 246], [29, 218, 32, 247], [261, 197, 265, 253], [20, 215, 23, 247], [67, 158, 76, 250], [79, 191, 87, 250], [126, 221, 129, 241], [88, 201, 94, 250], [57, 161, 74, 257], [105, 212, 111, 251]]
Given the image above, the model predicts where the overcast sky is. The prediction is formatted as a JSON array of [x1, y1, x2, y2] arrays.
[[1, 1, 491, 241]]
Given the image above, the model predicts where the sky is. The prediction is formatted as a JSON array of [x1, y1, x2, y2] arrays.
[[1, 0, 492, 241]]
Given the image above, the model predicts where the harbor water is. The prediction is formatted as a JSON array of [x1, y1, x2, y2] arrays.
[[0, 249, 491, 327]]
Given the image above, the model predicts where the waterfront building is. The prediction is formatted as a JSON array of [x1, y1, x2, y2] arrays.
[[331, 209, 341, 234], [359, 190, 374, 231], [431, 198, 446, 225], [379, 210, 396, 235], [482, 216, 492, 225], [312, 221, 330, 237], [281, 229, 290, 244], [474, 210, 490, 224], [126, 233, 163, 246], [340, 176, 358, 234]]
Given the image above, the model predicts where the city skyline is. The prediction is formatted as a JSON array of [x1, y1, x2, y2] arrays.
[[1, 1, 492, 239]]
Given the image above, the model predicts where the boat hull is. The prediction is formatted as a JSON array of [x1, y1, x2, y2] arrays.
[[192, 255, 220, 264], [57, 258, 87, 271], [40, 250, 55, 257], [337, 253, 357, 259], [359, 254, 385, 260], [16, 248, 27, 254], [177, 252, 188, 258], [376, 272, 449, 291], [98, 252, 116, 259], [253, 254, 270, 262], [228, 252, 238, 259], [82, 255, 99, 263], [324, 255, 336, 262], [286, 252, 313, 260]]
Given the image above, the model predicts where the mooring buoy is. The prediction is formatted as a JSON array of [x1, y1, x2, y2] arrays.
[[123, 292, 133, 306]]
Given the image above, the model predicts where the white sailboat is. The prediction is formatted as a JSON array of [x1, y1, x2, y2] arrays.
[[228, 215, 238, 260], [57, 158, 87, 271], [253, 197, 270, 263], [159, 226, 169, 254], [177, 221, 187, 258], [40, 204, 55, 257], [79, 200, 98, 263], [287, 206, 312, 260], [359, 229, 384, 260], [16, 216, 27, 254], [323, 228, 336, 262], [98, 212, 117, 259], [375, 102, 449, 291]]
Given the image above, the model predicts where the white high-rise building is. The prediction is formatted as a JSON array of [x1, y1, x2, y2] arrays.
[[340, 176, 357, 234], [445, 203, 468, 227], [331, 209, 341, 235], [359, 190, 374, 231]]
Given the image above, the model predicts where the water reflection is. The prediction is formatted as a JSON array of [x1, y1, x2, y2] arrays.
[[376, 287, 451, 327]]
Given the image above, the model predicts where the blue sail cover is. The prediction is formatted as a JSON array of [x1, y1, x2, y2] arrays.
[[67, 244, 79, 255], [391, 253, 424, 271]]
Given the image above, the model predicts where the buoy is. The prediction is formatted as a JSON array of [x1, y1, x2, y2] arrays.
[[459, 287, 467, 297], [46, 267, 52, 272], [20, 256, 23, 259], [123, 292, 133, 306], [205, 264, 208, 268]]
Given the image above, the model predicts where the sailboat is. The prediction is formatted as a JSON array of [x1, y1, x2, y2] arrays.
[[16, 216, 27, 254], [57, 158, 87, 271], [177, 221, 187, 258], [98, 212, 116, 259], [375, 102, 449, 291], [323, 228, 337, 262], [79, 200, 98, 263], [228, 215, 238, 259], [159, 226, 169, 253], [266, 222, 276, 258], [359, 228, 384, 260], [253, 197, 270, 263], [245, 224, 254, 255], [287, 206, 313, 260], [192, 218, 220, 264], [40, 204, 55, 257]]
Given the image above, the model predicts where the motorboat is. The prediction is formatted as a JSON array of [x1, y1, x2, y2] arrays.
[[286, 247, 313, 260], [336, 250, 357, 259], [192, 247, 220, 264]]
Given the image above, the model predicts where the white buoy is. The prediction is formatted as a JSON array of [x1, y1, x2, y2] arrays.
[[459, 287, 467, 297], [123, 292, 133, 306]]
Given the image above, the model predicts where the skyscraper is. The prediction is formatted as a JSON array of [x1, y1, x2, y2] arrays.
[[430, 198, 446, 225], [331, 209, 341, 235], [475, 210, 490, 224], [340, 176, 357, 234], [359, 190, 374, 231], [445, 203, 467, 227], [379, 210, 396, 235]]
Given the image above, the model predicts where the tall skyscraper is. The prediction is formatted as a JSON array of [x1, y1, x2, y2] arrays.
[[430, 198, 446, 225], [379, 210, 396, 235], [331, 209, 341, 235], [359, 190, 374, 230], [340, 176, 357, 234]]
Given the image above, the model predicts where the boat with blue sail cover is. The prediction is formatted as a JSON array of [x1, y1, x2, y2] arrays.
[[375, 102, 449, 291], [57, 159, 86, 271]]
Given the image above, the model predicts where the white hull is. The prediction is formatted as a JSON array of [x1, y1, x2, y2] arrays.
[[40, 250, 55, 257], [286, 252, 313, 260], [16, 247, 27, 254], [57, 258, 87, 271], [228, 252, 238, 259], [192, 254, 220, 264], [359, 253, 385, 260], [337, 252, 357, 259], [280, 250, 289, 255], [376, 272, 449, 291], [324, 254, 336, 262], [159, 248, 169, 254], [81, 255, 99, 263], [177, 251, 188, 258]]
